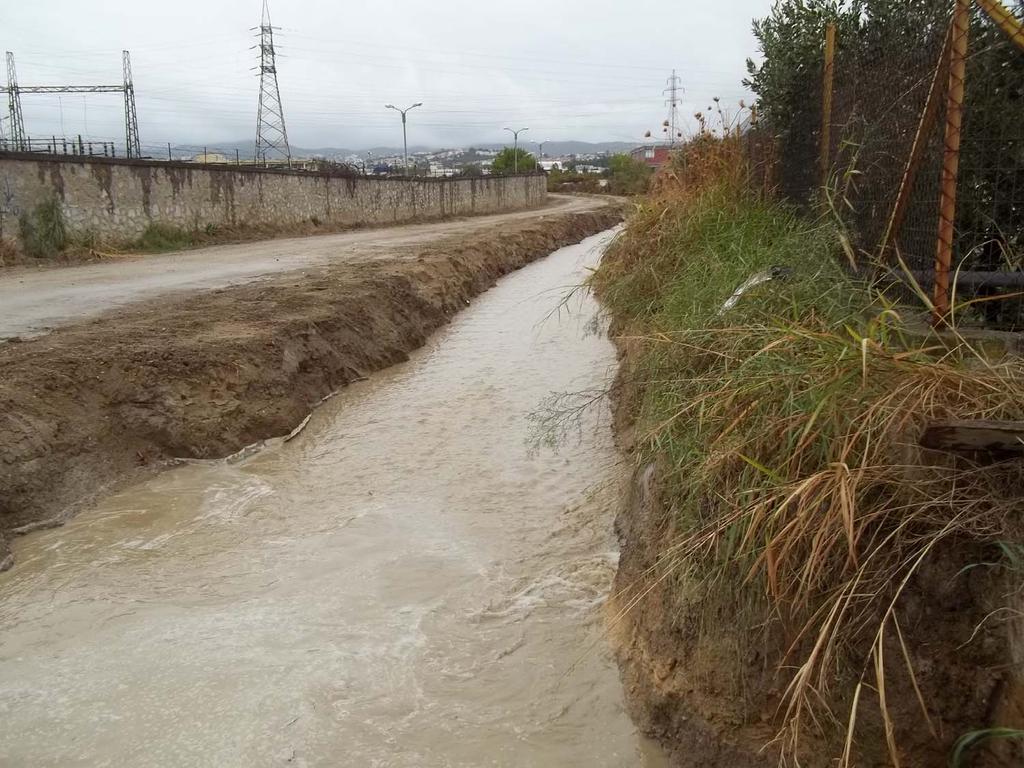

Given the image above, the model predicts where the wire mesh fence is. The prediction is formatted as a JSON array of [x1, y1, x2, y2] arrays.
[[0, 136, 120, 157], [0, 137, 502, 178], [747, 0, 1024, 330]]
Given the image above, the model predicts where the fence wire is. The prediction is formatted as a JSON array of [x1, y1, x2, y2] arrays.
[[751, 0, 1024, 329], [0, 138, 486, 179]]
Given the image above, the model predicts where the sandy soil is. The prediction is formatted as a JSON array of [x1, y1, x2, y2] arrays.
[[0, 202, 623, 570], [0, 194, 605, 340]]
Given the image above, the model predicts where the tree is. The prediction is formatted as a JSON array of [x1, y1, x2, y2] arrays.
[[492, 147, 537, 174], [745, 0, 1024, 324], [607, 154, 652, 195], [745, 0, 1022, 211]]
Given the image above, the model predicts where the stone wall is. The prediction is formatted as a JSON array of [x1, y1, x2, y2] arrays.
[[0, 153, 547, 246]]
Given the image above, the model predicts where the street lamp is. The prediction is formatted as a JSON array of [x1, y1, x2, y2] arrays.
[[504, 127, 529, 174], [385, 102, 423, 175]]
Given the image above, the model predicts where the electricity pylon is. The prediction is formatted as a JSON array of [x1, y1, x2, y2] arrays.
[[253, 0, 290, 166]]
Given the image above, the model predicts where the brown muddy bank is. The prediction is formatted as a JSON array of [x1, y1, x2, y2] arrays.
[[0, 204, 622, 569], [605, 340, 1024, 768]]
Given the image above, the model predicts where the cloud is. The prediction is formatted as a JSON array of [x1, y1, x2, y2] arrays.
[[5, 0, 766, 151]]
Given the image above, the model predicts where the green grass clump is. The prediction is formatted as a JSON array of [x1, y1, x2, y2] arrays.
[[135, 223, 195, 252], [597, 184, 859, 329], [19, 198, 68, 258]]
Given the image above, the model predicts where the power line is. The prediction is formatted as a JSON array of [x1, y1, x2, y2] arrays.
[[4, 15, 752, 150]]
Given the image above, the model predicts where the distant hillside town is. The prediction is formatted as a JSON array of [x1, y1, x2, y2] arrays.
[[170, 141, 671, 177]]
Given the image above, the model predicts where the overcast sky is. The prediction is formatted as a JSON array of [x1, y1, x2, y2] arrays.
[[4, 0, 771, 153]]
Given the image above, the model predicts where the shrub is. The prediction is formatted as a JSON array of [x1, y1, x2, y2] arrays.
[[607, 154, 652, 195], [492, 147, 536, 174], [18, 198, 67, 258], [135, 223, 194, 252]]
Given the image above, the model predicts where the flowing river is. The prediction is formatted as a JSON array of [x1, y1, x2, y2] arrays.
[[0, 229, 665, 767]]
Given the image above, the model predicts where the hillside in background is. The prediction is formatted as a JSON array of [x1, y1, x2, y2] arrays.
[[153, 140, 638, 161]]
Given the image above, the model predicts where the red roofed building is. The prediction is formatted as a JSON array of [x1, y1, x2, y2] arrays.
[[630, 144, 675, 169]]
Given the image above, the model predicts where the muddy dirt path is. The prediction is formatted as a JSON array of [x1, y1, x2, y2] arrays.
[[0, 230, 666, 767], [0, 194, 603, 340]]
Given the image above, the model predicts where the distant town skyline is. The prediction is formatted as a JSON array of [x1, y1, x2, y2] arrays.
[[4, 0, 767, 153]]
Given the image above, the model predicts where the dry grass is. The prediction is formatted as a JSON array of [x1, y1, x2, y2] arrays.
[[597, 121, 1024, 765]]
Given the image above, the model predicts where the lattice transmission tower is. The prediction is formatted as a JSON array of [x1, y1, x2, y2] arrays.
[[663, 69, 683, 146], [3, 50, 141, 156], [122, 51, 141, 158], [5, 52, 26, 151], [253, 0, 290, 166]]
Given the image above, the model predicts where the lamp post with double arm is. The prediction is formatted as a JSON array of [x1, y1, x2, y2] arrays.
[[386, 102, 423, 175], [504, 127, 529, 174]]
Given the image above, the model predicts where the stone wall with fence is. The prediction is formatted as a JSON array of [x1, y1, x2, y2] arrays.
[[0, 153, 547, 248]]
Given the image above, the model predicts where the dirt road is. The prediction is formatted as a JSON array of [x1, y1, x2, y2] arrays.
[[0, 194, 604, 339]]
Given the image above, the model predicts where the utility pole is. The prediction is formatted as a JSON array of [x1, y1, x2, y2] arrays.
[[537, 139, 549, 164], [385, 102, 422, 176], [5, 52, 26, 151], [253, 0, 291, 167], [122, 51, 141, 158], [663, 69, 682, 146], [504, 127, 529, 173]]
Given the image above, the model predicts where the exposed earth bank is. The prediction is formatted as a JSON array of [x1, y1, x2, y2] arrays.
[[0, 203, 622, 569], [605, 340, 1024, 768]]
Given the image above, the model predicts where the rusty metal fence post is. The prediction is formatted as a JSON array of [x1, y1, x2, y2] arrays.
[[880, 22, 954, 259], [933, 0, 971, 326], [820, 23, 837, 191]]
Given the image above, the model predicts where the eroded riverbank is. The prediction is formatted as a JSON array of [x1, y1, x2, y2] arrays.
[[0, 204, 622, 569], [0, 229, 665, 767]]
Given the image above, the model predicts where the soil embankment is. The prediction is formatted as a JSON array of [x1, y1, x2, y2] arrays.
[[605, 346, 779, 768], [595, 160, 1024, 765], [0, 203, 622, 570], [606, 340, 1024, 768]]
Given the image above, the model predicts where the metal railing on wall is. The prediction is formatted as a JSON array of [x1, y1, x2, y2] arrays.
[[0, 138, 544, 181], [0, 135, 119, 157]]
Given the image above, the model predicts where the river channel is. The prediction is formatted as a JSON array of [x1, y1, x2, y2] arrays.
[[0, 229, 665, 767]]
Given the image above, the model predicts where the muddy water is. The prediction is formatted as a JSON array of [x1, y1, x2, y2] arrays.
[[0, 229, 664, 767]]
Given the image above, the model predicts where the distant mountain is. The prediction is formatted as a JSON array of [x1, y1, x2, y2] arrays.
[[156, 142, 364, 161], [159, 140, 638, 162], [474, 141, 636, 156]]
